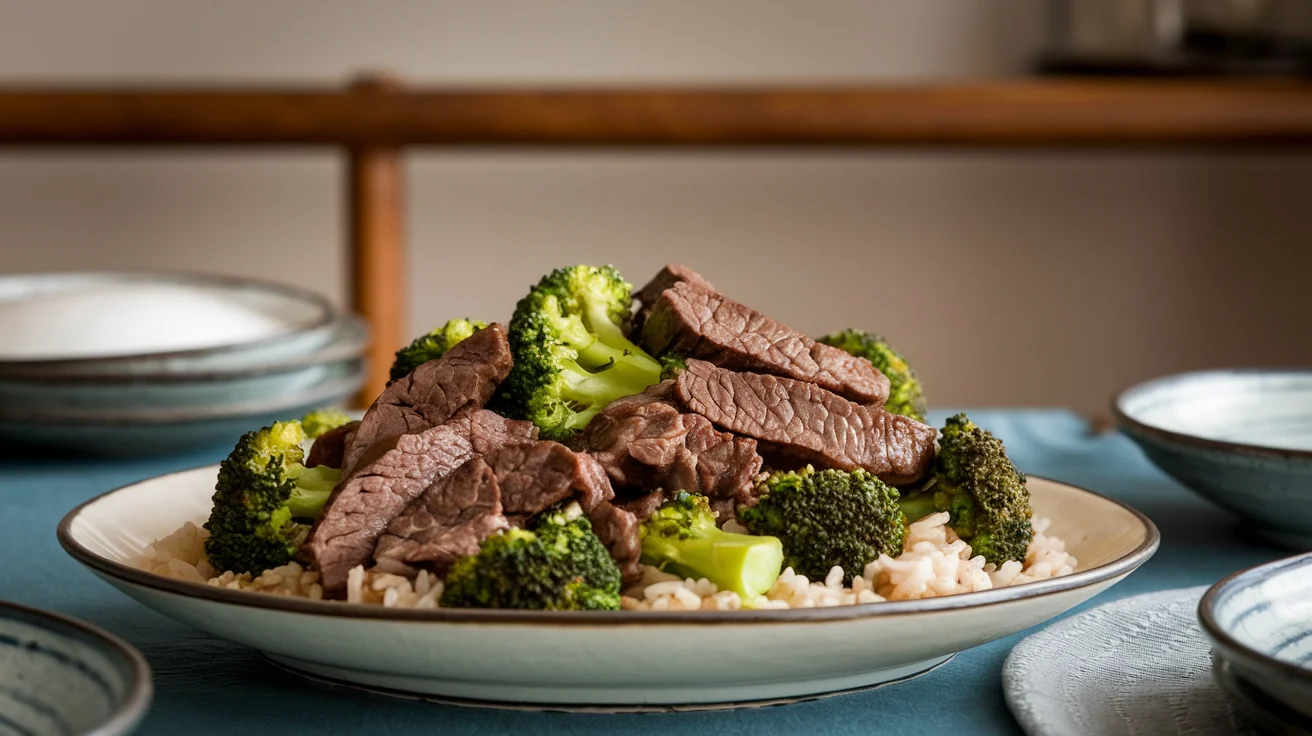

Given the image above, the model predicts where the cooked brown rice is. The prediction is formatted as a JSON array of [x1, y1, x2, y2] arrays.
[[136, 511, 1075, 610]]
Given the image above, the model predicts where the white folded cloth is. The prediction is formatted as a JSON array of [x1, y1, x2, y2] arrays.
[[1003, 586, 1259, 736]]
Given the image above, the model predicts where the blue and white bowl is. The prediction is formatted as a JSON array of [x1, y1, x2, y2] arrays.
[[1200, 553, 1312, 726], [1114, 370, 1312, 548], [0, 601, 151, 736]]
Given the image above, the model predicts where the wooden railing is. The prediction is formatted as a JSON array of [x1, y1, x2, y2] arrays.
[[3, 77, 1312, 403]]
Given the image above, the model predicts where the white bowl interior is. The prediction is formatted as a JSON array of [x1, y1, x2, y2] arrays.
[[70, 467, 1145, 581], [0, 608, 140, 735], [1119, 371, 1312, 452], [0, 273, 327, 361], [1212, 559, 1312, 670]]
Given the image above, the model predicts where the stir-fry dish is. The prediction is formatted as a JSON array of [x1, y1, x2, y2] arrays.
[[140, 264, 1075, 611]]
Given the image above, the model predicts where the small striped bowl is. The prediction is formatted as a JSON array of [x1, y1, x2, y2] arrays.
[[0, 602, 151, 736], [1200, 553, 1312, 724]]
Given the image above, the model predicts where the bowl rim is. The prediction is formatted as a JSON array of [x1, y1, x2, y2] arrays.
[[0, 315, 368, 384], [0, 599, 153, 736], [56, 467, 1160, 626], [1111, 368, 1312, 462], [1198, 551, 1312, 687], [0, 270, 335, 368]]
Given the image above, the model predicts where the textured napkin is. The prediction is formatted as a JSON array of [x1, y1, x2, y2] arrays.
[[1003, 586, 1259, 736]]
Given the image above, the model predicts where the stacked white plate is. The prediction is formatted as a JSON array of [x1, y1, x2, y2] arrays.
[[0, 272, 368, 457]]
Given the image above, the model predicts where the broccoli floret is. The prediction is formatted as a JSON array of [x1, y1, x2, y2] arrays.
[[740, 467, 906, 584], [819, 329, 927, 422], [497, 265, 663, 440], [908, 413, 1033, 565], [299, 408, 352, 439], [639, 492, 784, 599], [658, 353, 688, 381], [203, 420, 341, 575], [439, 503, 622, 610], [389, 319, 488, 383]]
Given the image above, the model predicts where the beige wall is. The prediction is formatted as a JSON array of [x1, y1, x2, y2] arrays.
[[1, 0, 1309, 416]]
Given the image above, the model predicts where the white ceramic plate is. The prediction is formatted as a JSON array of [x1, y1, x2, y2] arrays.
[[57, 468, 1158, 707], [0, 272, 333, 369], [0, 367, 362, 457]]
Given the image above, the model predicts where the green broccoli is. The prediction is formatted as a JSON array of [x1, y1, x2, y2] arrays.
[[299, 408, 352, 439], [658, 352, 688, 381], [203, 420, 341, 575], [389, 318, 488, 383], [739, 467, 906, 584], [819, 329, 927, 422], [639, 492, 784, 599], [902, 413, 1033, 565], [497, 265, 663, 440], [439, 503, 622, 610]]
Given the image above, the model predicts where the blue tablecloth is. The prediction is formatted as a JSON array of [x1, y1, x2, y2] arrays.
[[0, 410, 1285, 735]]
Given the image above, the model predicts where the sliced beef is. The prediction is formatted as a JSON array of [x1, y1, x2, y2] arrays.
[[481, 441, 642, 583], [306, 420, 359, 470], [640, 281, 889, 406], [372, 457, 509, 576], [341, 323, 513, 474], [303, 409, 535, 594], [483, 441, 615, 523], [633, 264, 716, 333], [469, 407, 539, 453], [583, 380, 763, 511], [586, 501, 642, 583], [675, 359, 936, 486], [616, 489, 667, 522]]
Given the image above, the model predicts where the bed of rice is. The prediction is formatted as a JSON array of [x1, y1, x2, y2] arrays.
[[136, 511, 1075, 611]]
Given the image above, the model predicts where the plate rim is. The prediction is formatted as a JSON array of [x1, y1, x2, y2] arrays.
[[0, 315, 368, 384], [57, 468, 1160, 626], [0, 599, 154, 736], [1198, 550, 1312, 687], [0, 361, 363, 424], [0, 270, 335, 368], [1112, 368, 1312, 462]]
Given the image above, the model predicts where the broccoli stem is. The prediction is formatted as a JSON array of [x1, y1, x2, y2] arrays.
[[559, 361, 654, 406], [285, 486, 332, 520], [284, 465, 340, 520], [898, 492, 940, 525], [641, 530, 784, 599]]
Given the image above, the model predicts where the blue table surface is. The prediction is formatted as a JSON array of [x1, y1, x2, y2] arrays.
[[0, 409, 1285, 735]]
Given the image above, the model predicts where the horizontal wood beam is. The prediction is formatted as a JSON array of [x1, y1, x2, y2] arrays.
[[0, 81, 1311, 148]]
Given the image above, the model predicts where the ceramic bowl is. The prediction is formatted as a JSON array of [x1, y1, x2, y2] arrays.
[[0, 363, 363, 457], [0, 271, 334, 373], [1199, 552, 1312, 726], [0, 601, 151, 735], [1113, 370, 1312, 548], [57, 467, 1158, 708], [1212, 656, 1312, 735]]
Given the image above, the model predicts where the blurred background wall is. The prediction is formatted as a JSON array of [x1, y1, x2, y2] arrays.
[[0, 0, 1308, 416]]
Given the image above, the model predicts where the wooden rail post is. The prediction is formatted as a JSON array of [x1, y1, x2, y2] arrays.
[[347, 75, 405, 407]]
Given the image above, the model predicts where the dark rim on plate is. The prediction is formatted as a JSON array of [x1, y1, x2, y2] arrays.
[[56, 468, 1160, 625], [1198, 551, 1312, 686], [0, 270, 335, 369], [1111, 368, 1312, 462], [0, 600, 153, 736]]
